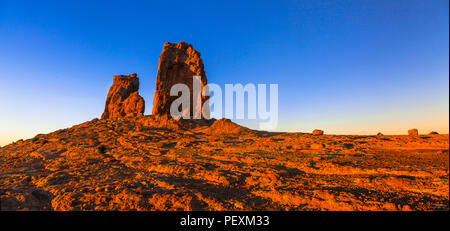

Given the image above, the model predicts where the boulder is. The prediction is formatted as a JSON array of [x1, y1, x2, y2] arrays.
[[312, 129, 324, 135], [101, 73, 145, 119], [311, 143, 326, 149], [428, 131, 439, 135], [408, 128, 419, 136], [152, 41, 209, 119]]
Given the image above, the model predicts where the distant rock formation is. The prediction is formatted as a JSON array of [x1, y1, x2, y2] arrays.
[[152, 41, 209, 119], [312, 129, 324, 135], [408, 128, 419, 136], [377, 132, 384, 136], [429, 131, 439, 135], [101, 73, 145, 119]]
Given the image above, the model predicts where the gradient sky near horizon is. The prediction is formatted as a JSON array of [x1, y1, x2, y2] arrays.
[[0, 0, 449, 146]]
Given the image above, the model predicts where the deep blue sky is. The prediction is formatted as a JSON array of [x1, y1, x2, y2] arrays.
[[0, 0, 448, 145]]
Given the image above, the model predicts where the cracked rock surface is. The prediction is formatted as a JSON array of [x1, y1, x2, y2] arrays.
[[0, 116, 448, 211]]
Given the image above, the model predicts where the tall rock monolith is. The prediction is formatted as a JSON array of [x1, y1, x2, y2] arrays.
[[152, 42, 209, 119]]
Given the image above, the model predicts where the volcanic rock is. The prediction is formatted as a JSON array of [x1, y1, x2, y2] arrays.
[[152, 42, 209, 119], [205, 118, 252, 135], [311, 143, 326, 149], [408, 128, 419, 136], [312, 129, 324, 135], [0, 115, 448, 211], [101, 73, 145, 119]]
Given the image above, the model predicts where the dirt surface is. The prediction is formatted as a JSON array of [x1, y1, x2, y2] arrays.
[[0, 115, 448, 211]]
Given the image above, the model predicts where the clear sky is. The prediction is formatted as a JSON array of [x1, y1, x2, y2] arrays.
[[0, 0, 448, 146]]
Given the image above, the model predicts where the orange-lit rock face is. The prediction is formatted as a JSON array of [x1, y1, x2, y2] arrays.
[[101, 74, 145, 119], [152, 42, 209, 119], [408, 128, 419, 136], [0, 115, 448, 211], [312, 129, 324, 135]]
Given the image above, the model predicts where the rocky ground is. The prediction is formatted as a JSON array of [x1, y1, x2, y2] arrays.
[[0, 115, 448, 211]]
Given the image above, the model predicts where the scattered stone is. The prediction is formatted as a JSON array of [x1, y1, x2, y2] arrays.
[[311, 143, 326, 149], [101, 73, 145, 119], [408, 128, 419, 136], [152, 42, 209, 119], [342, 143, 354, 149], [312, 129, 324, 135]]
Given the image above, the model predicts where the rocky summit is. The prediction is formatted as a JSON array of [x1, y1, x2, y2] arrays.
[[0, 116, 448, 211], [152, 42, 209, 119], [0, 42, 448, 211], [101, 73, 145, 120]]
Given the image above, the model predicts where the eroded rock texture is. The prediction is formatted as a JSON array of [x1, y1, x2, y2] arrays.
[[313, 129, 324, 135], [408, 128, 419, 136], [152, 42, 209, 119], [0, 115, 448, 211], [101, 73, 145, 119]]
